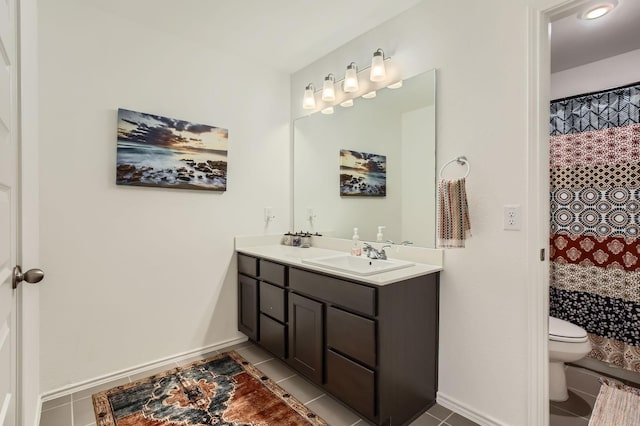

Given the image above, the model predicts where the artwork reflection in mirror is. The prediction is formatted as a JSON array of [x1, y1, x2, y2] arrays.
[[293, 69, 436, 247], [340, 149, 386, 197]]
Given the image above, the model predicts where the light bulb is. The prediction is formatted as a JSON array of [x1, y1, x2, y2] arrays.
[[303, 83, 316, 109], [340, 99, 354, 107], [321, 106, 334, 115], [322, 74, 335, 102], [343, 63, 359, 93], [370, 49, 386, 82], [362, 91, 377, 99]]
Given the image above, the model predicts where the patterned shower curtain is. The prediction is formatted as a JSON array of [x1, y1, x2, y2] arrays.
[[549, 82, 640, 373]]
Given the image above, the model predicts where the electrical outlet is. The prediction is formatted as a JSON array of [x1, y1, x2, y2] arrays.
[[504, 205, 521, 231]]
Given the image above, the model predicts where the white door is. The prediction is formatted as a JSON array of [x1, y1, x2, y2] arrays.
[[0, 0, 19, 424]]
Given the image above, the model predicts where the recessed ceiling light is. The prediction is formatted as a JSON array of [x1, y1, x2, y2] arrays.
[[579, 1, 617, 20]]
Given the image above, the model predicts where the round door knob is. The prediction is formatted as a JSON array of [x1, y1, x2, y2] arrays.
[[12, 266, 45, 289]]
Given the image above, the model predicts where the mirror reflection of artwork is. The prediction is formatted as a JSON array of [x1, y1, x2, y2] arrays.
[[340, 149, 386, 197], [116, 108, 228, 191]]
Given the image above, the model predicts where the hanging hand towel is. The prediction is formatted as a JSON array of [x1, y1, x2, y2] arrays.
[[437, 177, 471, 248]]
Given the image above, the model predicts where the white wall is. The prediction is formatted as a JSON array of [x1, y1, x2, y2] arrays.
[[551, 48, 640, 99], [38, 1, 290, 392], [291, 1, 556, 424]]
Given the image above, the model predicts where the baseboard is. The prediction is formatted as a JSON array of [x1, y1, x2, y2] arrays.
[[40, 336, 248, 402], [437, 392, 508, 426]]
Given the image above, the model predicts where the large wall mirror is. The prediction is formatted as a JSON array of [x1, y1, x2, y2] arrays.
[[293, 69, 436, 247]]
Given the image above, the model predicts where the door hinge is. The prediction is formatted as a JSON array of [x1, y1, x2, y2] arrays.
[[540, 248, 546, 261]]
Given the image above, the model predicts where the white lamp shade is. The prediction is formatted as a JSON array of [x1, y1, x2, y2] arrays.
[[340, 99, 354, 107], [370, 49, 386, 82], [343, 63, 359, 93], [303, 85, 316, 109], [321, 106, 334, 114], [322, 75, 336, 101]]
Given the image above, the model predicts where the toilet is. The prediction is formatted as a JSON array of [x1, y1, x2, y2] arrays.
[[548, 316, 591, 401]]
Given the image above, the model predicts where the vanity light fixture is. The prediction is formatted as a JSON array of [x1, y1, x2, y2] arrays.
[[302, 47, 394, 113], [322, 73, 336, 101], [370, 48, 386, 82], [579, 0, 617, 19], [303, 83, 316, 109], [343, 62, 359, 93]]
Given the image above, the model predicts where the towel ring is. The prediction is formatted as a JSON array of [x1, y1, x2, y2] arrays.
[[439, 156, 470, 179]]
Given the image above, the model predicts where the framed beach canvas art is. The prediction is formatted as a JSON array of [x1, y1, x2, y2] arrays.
[[116, 108, 228, 191], [340, 149, 386, 196]]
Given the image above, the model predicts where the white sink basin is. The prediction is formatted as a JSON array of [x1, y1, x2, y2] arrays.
[[301, 254, 414, 276]]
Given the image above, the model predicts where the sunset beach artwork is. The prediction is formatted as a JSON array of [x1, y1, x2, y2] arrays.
[[340, 149, 386, 196], [116, 108, 228, 191]]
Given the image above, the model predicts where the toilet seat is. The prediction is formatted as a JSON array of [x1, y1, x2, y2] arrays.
[[549, 316, 588, 343]]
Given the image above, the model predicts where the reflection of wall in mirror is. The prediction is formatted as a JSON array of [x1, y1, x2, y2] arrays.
[[293, 71, 436, 246], [294, 95, 402, 242], [401, 105, 435, 247]]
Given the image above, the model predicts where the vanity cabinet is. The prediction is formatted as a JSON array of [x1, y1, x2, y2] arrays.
[[237, 253, 440, 426]]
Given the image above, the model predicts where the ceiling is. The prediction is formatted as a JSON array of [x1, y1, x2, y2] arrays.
[[551, 0, 640, 72], [85, 0, 424, 73], [86, 0, 640, 76]]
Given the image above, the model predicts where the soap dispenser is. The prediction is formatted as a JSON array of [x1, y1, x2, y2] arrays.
[[376, 226, 386, 242], [351, 227, 362, 256]]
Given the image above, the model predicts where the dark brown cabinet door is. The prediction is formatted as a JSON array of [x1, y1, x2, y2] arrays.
[[238, 275, 258, 341], [288, 293, 324, 384]]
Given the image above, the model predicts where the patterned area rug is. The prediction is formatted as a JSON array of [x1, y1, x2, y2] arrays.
[[589, 378, 640, 425], [92, 351, 328, 425]]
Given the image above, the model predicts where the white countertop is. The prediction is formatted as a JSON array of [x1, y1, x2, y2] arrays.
[[235, 244, 442, 286]]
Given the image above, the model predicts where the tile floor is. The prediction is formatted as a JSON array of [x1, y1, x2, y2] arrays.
[[550, 363, 640, 426], [39, 341, 480, 426]]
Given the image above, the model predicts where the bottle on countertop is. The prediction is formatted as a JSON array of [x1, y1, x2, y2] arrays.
[[376, 226, 386, 242], [292, 232, 302, 247], [301, 232, 311, 248], [282, 232, 292, 246], [351, 227, 362, 256]]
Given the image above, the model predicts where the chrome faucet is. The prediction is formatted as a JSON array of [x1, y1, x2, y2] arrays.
[[362, 243, 391, 260]]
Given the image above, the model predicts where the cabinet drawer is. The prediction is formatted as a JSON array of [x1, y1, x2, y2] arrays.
[[327, 307, 376, 368], [326, 349, 375, 420], [259, 314, 286, 359], [260, 282, 286, 323], [238, 254, 258, 277], [290, 268, 376, 316], [260, 259, 286, 286]]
